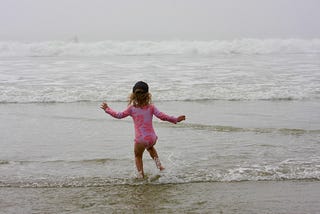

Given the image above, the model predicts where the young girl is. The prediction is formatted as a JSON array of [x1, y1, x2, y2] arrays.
[[100, 81, 185, 178]]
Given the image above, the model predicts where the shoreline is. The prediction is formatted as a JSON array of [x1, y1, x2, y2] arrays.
[[1, 181, 320, 213]]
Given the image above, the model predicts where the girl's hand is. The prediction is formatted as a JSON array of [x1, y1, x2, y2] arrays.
[[100, 102, 108, 110], [177, 115, 186, 122]]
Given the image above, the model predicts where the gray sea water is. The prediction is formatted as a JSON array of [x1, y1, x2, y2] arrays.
[[1, 40, 320, 213]]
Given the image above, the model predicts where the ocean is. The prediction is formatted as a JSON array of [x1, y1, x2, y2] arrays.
[[1, 39, 320, 213]]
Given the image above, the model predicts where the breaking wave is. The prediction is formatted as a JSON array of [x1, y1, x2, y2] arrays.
[[1, 39, 320, 57], [0, 87, 319, 103]]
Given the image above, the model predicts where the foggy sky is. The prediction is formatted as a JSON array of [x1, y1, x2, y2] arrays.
[[1, 0, 320, 41]]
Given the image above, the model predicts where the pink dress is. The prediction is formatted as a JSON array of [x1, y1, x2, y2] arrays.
[[104, 104, 178, 148]]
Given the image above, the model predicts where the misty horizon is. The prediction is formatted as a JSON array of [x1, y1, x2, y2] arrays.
[[1, 0, 320, 42]]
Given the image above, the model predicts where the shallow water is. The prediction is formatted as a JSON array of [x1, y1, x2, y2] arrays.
[[1, 101, 320, 213], [1, 101, 319, 187]]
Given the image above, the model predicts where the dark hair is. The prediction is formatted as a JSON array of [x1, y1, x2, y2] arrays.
[[129, 81, 152, 107], [132, 81, 149, 93]]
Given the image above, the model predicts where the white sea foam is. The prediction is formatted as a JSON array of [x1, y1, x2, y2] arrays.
[[1, 39, 319, 103], [1, 39, 320, 57], [0, 157, 319, 187]]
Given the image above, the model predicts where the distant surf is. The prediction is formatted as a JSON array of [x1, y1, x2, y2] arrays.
[[1, 39, 320, 57]]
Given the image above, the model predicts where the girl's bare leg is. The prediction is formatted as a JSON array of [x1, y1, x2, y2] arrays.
[[147, 146, 165, 170], [134, 143, 145, 178]]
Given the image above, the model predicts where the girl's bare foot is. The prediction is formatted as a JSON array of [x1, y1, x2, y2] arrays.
[[137, 171, 144, 179], [154, 157, 165, 170]]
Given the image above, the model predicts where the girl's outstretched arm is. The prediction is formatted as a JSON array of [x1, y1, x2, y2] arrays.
[[152, 105, 185, 124], [100, 102, 131, 119]]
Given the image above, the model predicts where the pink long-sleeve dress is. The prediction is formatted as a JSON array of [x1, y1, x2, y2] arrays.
[[104, 104, 178, 149]]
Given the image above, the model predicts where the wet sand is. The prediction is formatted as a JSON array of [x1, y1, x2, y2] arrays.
[[1, 181, 320, 214]]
